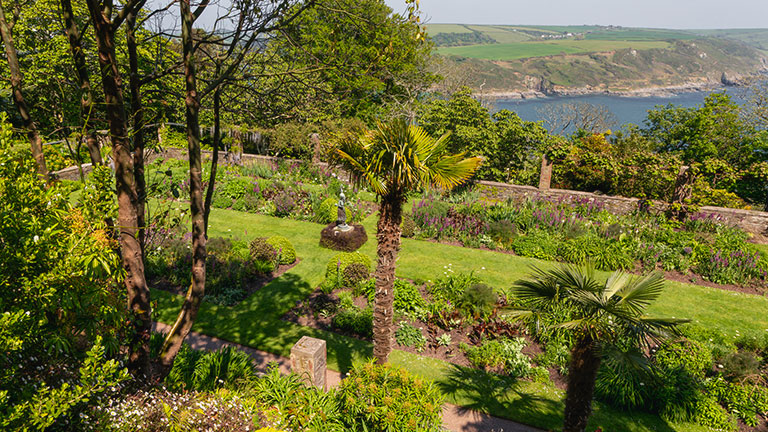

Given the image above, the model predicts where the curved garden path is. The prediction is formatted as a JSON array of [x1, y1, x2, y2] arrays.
[[153, 322, 541, 432]]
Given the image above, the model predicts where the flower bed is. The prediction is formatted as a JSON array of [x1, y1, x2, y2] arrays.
[[285, 260, 768, 431], [146, 157, 376, 224], [407, 193, 768, 290]]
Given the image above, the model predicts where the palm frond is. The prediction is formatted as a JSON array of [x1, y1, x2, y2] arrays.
[[614, 272, 665, 316]]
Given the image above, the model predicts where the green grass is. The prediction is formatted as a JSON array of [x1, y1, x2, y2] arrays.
[[424, 23, 473, 35], [154, 206, 767, 432], [584, 28, 697, 41], [438, 40, 670, 61], [465, 25, 532, 43]]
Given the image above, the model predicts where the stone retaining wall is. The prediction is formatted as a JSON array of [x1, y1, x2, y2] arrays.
[[475, 180, 768, 235], [53, 149, 768, 235]]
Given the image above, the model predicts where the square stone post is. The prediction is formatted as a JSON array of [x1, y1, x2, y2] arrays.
[[538, 154, 553, 190], [290, 336, 327, 390]]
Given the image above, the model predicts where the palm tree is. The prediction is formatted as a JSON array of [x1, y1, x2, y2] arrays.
[[329, 119, 481, 364], [510, 266, 687, 432]]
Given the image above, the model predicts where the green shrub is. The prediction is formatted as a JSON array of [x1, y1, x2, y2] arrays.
[[325, 252, 372, 290], [343, 263, 370, 287], [720, 351, 761, 381], [395, 321, 426, 351], [249, 237, 278, 270], [247, 364, 345, 431], [266, 235, 296, 264], [428, 270, 482, 304], [510, 231, 558, 261], [655, 339, 713, 379], [460, 337, 535, 379], [332, 306, 373, 338], [706, 377, 768, 427], [401, 213, 416, 237], [458, 283, 498, 319], [679, 324, 736, 360], [690, 392, 736, 431], [393, 279, 427, 316], [337, 361, 443, 431], [487, 219, 516, 243]]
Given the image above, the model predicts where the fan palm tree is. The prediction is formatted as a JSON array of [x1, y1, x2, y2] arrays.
[[510, 266, 687, 432], [329, 119, 481, 364]]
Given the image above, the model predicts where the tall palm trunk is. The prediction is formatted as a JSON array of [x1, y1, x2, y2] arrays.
[[372, 194, 403, 364], [159, 0, 207, 374], [86, 0, 151, 379], [563, 335, 601, 432], [0, 1, 47, 178], [61, 0, 102, 166]]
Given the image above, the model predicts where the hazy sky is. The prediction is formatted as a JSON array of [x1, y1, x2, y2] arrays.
[[384, 0, 768, 29]]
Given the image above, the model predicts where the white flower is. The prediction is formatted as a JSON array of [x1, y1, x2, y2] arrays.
[[33, 235, 39, 243]]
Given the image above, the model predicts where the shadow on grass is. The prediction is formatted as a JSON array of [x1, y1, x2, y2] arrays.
[[437, 365, 563, 430], [160, 272, 373, 375]]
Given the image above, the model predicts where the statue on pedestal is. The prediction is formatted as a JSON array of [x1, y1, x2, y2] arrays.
[[336, 187, 351, 232]]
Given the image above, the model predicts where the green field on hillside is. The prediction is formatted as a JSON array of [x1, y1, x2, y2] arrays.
[[691, 28, 768, 51], [424, 23, 474, 34], [584, 28, 696, 40], [438, 39, 670, 60]]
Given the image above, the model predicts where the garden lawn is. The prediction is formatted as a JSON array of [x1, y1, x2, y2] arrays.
[[153, 206, 767, 432]]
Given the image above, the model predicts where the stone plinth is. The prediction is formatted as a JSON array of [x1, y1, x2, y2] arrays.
[[290, 336, 327, 390]]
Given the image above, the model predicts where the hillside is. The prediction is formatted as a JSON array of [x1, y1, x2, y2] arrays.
[[427, 25, 768, 97]]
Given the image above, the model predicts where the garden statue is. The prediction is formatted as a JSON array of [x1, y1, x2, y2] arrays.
[[319, 184, 367, 251], [336, 187, 351, 231]]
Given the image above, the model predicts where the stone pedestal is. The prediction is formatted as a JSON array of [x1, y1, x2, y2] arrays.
[[290, 336, 327, 390]]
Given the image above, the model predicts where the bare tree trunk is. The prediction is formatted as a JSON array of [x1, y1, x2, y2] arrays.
[[160, 0, 207, 372], [86, 0, 151, 379], [61, 0, 102, 166], [203, 86, 221, 237], [0, 1, 47, 178], [127, 12, 146, 255], [563, 336, 601, 432], [372, 195, 403, 364]]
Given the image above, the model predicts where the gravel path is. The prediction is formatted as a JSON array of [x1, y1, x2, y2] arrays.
[[153, 322, 542, 432]]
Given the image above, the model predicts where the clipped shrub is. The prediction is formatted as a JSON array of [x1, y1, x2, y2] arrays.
[[332, 306, 373, 338], [266, 235, 296, 264], [325, 252, 372, 284], [342, 263, 370, 287], [401, 214, 416, 238], [250, 237, 278, 269], [337, 361, 443, 431]]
